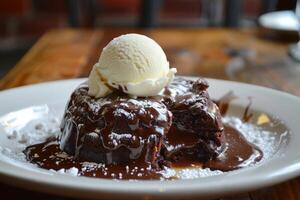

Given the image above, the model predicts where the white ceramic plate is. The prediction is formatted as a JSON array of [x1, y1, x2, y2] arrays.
[[258, 10, 299, 32], [0, 77, 300, 200]]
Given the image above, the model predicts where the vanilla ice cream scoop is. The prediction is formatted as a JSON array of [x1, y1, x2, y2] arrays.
[[88, 33, 176, 97]]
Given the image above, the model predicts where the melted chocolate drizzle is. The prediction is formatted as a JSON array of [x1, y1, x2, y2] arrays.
[[23, 77, 263, 180], [24, 125, 262, 180], [59, 77, 224, 168]]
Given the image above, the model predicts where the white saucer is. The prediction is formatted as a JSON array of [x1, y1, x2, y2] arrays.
[[259, 10, 299, 32], [0, 77, 300, 200]]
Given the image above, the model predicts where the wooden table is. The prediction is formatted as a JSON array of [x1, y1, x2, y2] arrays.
[[1, 28, 300, 200]]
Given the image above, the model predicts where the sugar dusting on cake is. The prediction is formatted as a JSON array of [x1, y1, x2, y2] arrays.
[[0, 105, 289, 180]]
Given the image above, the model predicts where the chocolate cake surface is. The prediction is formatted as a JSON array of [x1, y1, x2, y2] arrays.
[[159, 78, 224, 163], [60, 77, 224, 167]]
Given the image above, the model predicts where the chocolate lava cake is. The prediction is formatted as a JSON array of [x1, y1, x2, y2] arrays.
[[60, 77, 224, 167]]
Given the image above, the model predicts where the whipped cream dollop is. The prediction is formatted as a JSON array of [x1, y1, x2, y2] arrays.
[[88, 33, 176, 97]]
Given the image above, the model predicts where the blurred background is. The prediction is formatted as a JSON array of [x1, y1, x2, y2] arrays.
[[0, 0, 297, 78]]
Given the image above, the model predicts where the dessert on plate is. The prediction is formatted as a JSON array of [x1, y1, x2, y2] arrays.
[[24, 34, 262, 179]]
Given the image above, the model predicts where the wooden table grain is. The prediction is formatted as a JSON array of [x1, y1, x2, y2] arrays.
[[0, 28, 300, 200]]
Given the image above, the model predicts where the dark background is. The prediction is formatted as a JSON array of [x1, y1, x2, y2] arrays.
[[0, 0, 297, 78]]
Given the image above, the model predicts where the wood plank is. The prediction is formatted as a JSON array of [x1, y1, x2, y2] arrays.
[[1, 28, 300, 95], [151, 28, 300, 95], [250, 177, 300, 200], [0, 29, 102, 89]]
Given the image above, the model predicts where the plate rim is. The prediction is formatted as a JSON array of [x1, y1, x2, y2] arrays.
[[0, 77, 300, 199]]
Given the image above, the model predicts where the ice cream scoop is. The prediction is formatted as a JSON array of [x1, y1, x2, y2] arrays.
[[88, 33, 176, 97]]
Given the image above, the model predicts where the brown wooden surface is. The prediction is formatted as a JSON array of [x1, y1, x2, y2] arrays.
[[0, 28, 300, 200]]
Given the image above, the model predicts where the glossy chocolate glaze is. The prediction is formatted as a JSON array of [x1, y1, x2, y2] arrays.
[[23, 77, 263, 180], [60, 87, 172, 167], [204, 126, 262, 171], [24, 125, 262, 180], [59, 77, 223, 167], [25, 139, 159, 180]]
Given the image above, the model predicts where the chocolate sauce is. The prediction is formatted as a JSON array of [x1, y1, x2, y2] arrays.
[[215, 91, 237, 116], [23, 77, 263, 180], [59, 78, 223, 167], [24, 124, 262, 180], [242, 97, 254, 122], [204, 126, 262, 171], [25, 140, 159, 180]]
